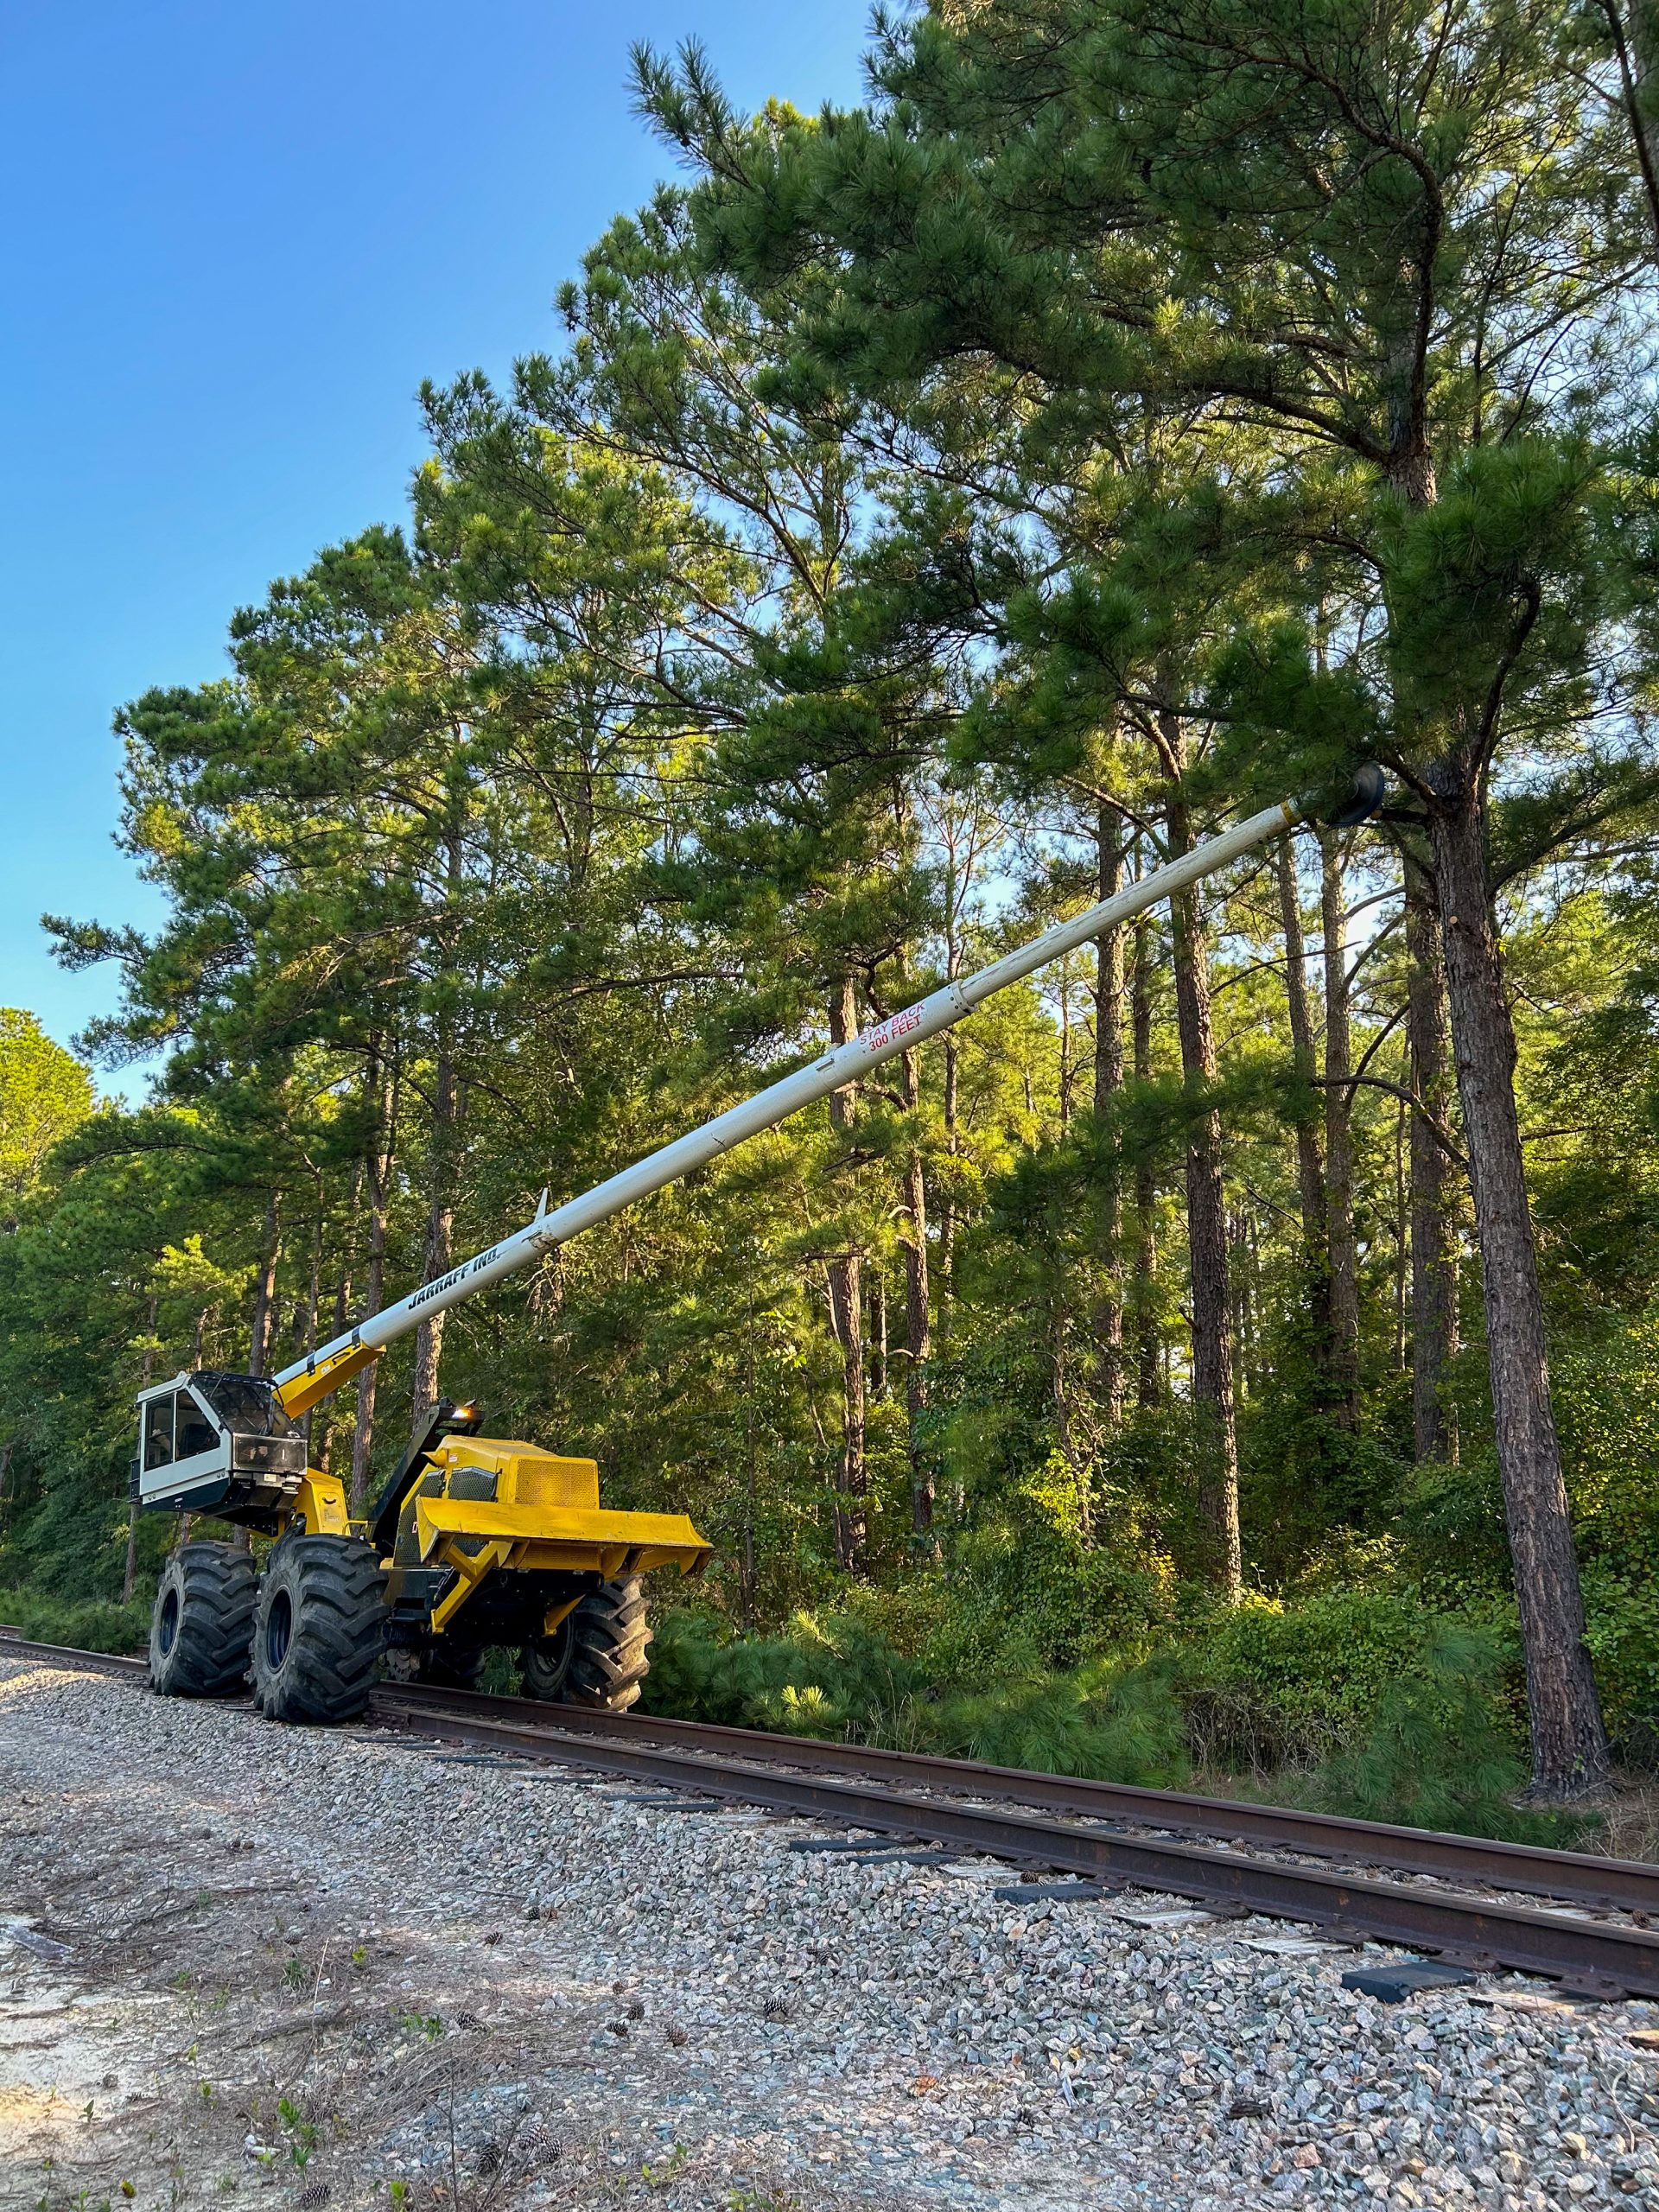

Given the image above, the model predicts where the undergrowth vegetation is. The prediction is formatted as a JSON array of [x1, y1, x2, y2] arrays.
[[644, 1590, 1583, 1846], [0, 1586, 150, 1655]]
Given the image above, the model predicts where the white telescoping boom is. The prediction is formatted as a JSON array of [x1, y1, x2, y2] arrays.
[[273, 770, 1382, 1422]]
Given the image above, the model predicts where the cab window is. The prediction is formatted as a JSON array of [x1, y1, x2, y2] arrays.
[[143, 1396, 174, 1470], [175, 1395, 217, 1460]]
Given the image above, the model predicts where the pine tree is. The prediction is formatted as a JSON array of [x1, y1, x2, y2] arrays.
[[642, 0, 1659, 1790]]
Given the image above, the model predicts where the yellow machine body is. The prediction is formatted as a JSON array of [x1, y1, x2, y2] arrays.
[[272, 1435, 709, 1646], [404, 1436, 709, 1634]]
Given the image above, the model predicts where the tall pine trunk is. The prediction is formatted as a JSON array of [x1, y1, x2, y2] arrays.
[[1405, 855, 1459, 1463], [1429, 791, 1608, 1795], [412, 830, 465, 1438], [248, 1195, 280, 1379], [899, 1043, 934, 1544], [236, 1194, 282, 1554], [1320, 833, 1361, 1425], [825, 976, 867, 1572], [1276, 841, 1332, 1369], [410, 1024, 457, 1437], [350, 1060, 395, 1514], [1131, 906, 1161, 1408], [938, 1032, 959, 1334], [1603, 0, 1659, 257], [1380, 405, 1604, 1793], [123, 1292, 158, 1601], [1165, 774, 1241, 1597], [1093, 806, 1126, 1423]]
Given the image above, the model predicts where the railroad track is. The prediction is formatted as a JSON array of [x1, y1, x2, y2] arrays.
[[9, 1632, 1659, 1999]]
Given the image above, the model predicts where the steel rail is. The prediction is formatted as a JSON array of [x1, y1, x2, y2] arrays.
[[10, 1637, 1659, 1992], [364, 1694, 1659, 1998], [376, 1680, 1659, 1916], [0, 1637, 149, 1679]]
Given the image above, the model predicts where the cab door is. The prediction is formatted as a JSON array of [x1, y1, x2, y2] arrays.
[[137, 1386, 230, 1507]]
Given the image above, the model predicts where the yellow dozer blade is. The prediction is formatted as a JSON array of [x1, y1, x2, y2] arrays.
[[406, 1435, 709, 1635]]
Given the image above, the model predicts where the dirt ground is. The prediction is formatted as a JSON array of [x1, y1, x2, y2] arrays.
[[0, 1664, 906, 2212], [8, 1653, 1659, 2212]]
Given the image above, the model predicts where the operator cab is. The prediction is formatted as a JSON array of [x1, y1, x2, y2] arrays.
[[131, 1371, 307, 1518]]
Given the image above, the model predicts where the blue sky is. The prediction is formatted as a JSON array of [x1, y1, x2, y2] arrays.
[[0, 0, 869, 1096]]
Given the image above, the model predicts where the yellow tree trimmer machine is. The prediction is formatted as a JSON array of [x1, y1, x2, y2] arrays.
[[133, 771, 1383, 1723]]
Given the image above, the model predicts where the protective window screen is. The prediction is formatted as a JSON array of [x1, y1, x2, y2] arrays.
[[194, 1372, 301, 1438]]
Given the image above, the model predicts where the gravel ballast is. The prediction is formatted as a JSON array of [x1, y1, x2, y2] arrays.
[[3, 1654, 1659, 2209]]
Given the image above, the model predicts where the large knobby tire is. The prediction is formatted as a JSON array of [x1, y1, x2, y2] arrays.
[[251, 1535, 387, 1725], [149, 1541, 258, 1698], [519, 1576, 651, 1711]]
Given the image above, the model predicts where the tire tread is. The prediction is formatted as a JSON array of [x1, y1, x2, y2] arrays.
[[251, 1535, 387, 1725], [519, 1575, 652, 1711], [149, 1542, 257, 1698]]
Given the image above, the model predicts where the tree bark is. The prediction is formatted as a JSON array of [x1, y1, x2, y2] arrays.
[[1131, 907, 1161, 1408], [1429, 791, 1609, 1796], [1405, 855, 1460, 1464], [351, 1063, 395, 1516], [1393, 1099, 1409, 1374], [237, 1194, 282, 1553], [825, 976, 866, 1573], [899, 1043, 934, 1544], [123, 1292, 159, 1602], [1320, 832, 1362, 1426], [1601, 0, 1659, 262], [1276, 841, 1332, 1365], [413, 825, 466, 1440], [248, 1195, 280, 1379], [1165, 779, 1241, 1597], [1093, 806, 1126, 1423], [410, 1021, 458, 1439], [938, 1033, 958, 1335], [1058, 971, 1074, 1133]]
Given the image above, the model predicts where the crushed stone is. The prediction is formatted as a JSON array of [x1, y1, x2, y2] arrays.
[[3, 1655, 1659, 2209]]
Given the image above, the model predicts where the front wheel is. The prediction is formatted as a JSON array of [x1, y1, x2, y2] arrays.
[[149, 1541, 257, 1697], [251, 1535, 386, 1725], [519, 1576, 651, 1712]]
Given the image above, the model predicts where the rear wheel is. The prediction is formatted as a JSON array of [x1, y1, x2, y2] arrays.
[[149, 1541, 257, 1698], [519, 1576, 651, 1711], [251, 1535, 386, 1724]]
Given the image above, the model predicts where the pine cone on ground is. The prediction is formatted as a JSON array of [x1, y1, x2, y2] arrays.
[[515, 2118, 562, 2164]]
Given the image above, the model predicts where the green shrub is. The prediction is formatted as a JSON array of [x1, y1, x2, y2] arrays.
[[927, 1657, 1191, 1786], [1581, 1567, 1659, 1760], [1291, 1624, 1584, 1845], [918, 1510, 1179, 1681], [645, 1586, 1555, 1834], [1166, 1588, 1467, 1771], [0, 1585, 151, 1656], [645, 1607, 930, 1739]]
